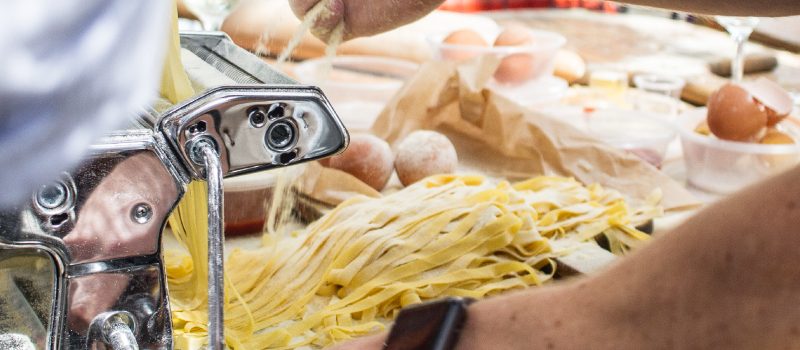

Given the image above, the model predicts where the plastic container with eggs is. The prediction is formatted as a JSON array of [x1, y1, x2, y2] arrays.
[[679, 78, 800, 194], [427, 25, 569, 107], [294, 55, 420, 133]]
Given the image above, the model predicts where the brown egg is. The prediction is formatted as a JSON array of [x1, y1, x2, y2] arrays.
[[494, 25, 535, 47], [442, 29, 489, 62], [706, 83, 768, 142], [741, 78, 794, 126], [493, 25, 536, 85], [494, 53, 537, 84], [324, 134, 394, 191], [394, 131, 458, 187]]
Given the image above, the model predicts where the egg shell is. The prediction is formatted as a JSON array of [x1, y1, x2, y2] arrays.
[[741, 77, 793, 126], [394, 131, 458, 186], [706, 83, 768, 142], [325, 134, 394, 191], [442, 29, 489, 62]]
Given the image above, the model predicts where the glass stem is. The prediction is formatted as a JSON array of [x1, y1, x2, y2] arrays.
[[731, 34, 747, 82]]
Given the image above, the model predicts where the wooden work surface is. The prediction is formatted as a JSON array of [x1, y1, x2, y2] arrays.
[[247, 9, 800, 230], [485, 9, 800, 103], [253, 8, 800, 104]]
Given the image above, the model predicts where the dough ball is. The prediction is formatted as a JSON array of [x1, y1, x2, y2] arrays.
[[325, 134, 394, 191], [394, 131, 458, 186]]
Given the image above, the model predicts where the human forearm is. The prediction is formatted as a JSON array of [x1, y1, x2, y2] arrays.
[[619, 0, 800, 16], [591, 162, 800, 348], [289, 0, 447, 41], [459, 164, 800, 349]]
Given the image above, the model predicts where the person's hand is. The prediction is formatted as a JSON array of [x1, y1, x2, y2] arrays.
[[325, 332, 386, 350], [288, 0, 446, 41]]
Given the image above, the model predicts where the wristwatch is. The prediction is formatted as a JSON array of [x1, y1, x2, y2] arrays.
[[383, 297, 476, 350]]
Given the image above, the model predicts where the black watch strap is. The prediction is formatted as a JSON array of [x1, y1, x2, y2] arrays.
[[383, 297, 475, 350]]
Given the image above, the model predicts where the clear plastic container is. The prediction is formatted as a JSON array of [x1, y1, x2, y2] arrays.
[[489, 75, 569, 108], [585, 110, 677, 169], [632, 74, 686, 116], [294, 55, 420, 132], [679, 108, 800, 194], [427, 28, 566, 84], [540, 106, 677, 169]]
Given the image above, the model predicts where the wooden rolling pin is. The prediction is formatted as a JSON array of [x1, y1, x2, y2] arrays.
[[681, 54, 778, 106], [708, 53, 778, 77]]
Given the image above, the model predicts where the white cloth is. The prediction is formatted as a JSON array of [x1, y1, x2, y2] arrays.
[[0, 1, 170, 208]]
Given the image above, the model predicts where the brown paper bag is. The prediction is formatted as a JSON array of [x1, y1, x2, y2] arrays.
[[371, 57, 699, 211]]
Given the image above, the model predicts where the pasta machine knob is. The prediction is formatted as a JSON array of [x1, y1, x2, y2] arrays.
[[89, 311, 138, 350]]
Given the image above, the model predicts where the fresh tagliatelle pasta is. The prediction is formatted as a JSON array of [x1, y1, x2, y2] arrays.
[[164, 175, 662, 349]]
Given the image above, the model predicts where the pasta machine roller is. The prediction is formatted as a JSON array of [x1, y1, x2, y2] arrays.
[[0, 32, 349, 350]]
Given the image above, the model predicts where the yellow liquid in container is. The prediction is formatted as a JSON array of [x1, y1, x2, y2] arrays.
[[589, 70, 628, 107]]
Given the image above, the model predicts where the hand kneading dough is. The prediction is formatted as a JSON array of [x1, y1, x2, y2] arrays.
[[395, 130, 458, 186], [325, 134, 394, 191]]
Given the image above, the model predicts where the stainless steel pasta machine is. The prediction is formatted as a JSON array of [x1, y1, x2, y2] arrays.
[[0, 32, 349, 350]]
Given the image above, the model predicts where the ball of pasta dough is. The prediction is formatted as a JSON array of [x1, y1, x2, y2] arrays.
[[325, 134, 394, 191], [395, 131, 458, 186]]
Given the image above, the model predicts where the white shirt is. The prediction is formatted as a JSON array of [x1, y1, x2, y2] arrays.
[[0, 1, 170, 207]]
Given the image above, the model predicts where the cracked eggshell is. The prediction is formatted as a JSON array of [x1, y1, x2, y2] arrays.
[[706, 83, 768, 142], [741, 77, 794, 126]]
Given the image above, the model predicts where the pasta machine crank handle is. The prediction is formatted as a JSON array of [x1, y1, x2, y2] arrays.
[[187, 136, 226, 350]]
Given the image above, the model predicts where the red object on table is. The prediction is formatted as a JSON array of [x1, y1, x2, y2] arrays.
[[439, 0, 619, 12]]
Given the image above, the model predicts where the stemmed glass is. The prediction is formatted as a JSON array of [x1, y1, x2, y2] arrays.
[[183, 0, 239, 31], [715, 16, 760, 82]]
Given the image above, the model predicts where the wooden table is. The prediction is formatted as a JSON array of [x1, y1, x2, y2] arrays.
[[486, 9, 800, 103]]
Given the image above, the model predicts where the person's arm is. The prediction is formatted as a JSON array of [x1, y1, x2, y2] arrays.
[[620, 0, 800, 17], [288, 0, 447, 41], [329, 163, 800, 349], [291, 0, 800, 42]]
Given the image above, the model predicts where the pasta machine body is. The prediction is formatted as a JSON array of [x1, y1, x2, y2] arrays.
[[0, 32, 348, 350]]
